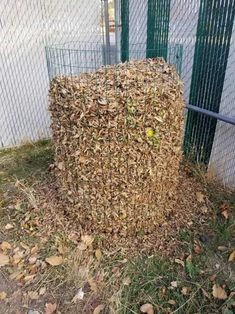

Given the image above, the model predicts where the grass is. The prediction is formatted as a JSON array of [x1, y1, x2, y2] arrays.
[[0, 139, 53, 185], [0, 141, 234, 313]]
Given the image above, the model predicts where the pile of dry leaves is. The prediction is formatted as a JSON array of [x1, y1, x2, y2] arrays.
[[49, 59, 184, 236]]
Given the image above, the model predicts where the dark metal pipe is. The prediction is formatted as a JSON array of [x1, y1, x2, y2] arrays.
[[186, 104, 235, 126]]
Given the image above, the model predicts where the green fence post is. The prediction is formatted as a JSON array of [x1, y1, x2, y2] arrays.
[[146, 0, 171, 59], [184, 0, 235, 163], [121, 0, 129, 62]]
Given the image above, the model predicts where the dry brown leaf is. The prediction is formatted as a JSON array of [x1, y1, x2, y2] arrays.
[[122, 277, 132, 286], [79, 156, 87, 163], [212, 284, 228, 300], [77, 242, 87, 251], [88, 278, 98, 292], [4, 223, 13, 230], [209, 274, 217, 282], [45, 255, 63, 266], [31, 246, 39, 254], [228, 250, 235, 262], [57, 162, 64, 170], [168, 299, 176, 305], [45, 303, 57, 314], [95, 249, 102, 262], [194, 244, 204, 254], [72, 288, 84, 303], [0, 254, 9, 267], [39, 287, 46, 295], [57, 243, 67, 255], [93, 304, 105, 314], [186, 254, 192, 262], [81, 235, 94, 246], [140, 303, 154, 314], [174, 258, 184, 267], [0, 241, 12, 251], [196, 192, 205, 203], [28, 291, 39, 300], [221, 210, 229, 220], [0, 291, 7, 301], [170, 281, 177, 288], [181, 287, 188, 295]]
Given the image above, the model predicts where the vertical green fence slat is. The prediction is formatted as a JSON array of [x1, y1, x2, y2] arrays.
[[146, 0, 171, 59], [121, 0, 129, 62], [184, 0, 235, 163]]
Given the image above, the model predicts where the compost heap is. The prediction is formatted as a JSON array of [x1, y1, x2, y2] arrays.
[[49, 58, 184, 236]]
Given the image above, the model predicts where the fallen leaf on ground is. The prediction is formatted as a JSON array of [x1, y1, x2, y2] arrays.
[[81, 235, 94, 246], [0, 254, 9, 267], [88, 278, 98, 292], [168, 299, 176, 305], [45, 303, 57, 314], [196, 192, 205, 203], [45, 256, 63, 266], [39, 287, 46, 295], [5, 223, 13, 230], [0, 241, 12, 251], [140, 303, 154, 314], [181, 287, 188, 295], [31, 246, 39, 254], [209, 274, 217, 282], [28, 291, 39, 300], [221, 210, 229, 220], [170, 281, 177, 288], [122, 277, 132, 286], [220, 203, 230, 220], [77, 242, 87, 251], [194, 244, 204, 254], [95, 249, 102, 262], [72, 288, 84, 303], [93, 304, 105, 314], [28, 256, 37, 264], [186, 254, 192, 262], [0, 291, 7, 300], [174, 258, 184, 267], [228, 250, 235, 262], [57, 243, 67, 255], [212, 284, 228, 300]]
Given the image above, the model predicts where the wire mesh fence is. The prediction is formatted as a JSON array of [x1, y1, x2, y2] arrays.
[[0, 0, 102, 147], [0, 0, 235, 189]]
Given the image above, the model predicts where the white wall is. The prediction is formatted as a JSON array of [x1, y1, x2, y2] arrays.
[[129, 0, 147, 59], [209, 22, 235, 189], [0, 0, 101, 147], [168, 0, 200, 102]]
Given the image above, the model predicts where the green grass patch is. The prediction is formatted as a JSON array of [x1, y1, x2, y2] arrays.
[[0, 140, 53, 184]]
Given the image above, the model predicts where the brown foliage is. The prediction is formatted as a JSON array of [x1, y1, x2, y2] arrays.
[[49, 59, 184, 236]]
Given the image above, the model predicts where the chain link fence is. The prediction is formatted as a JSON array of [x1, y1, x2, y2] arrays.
[[0, 0, 102, 147], [0, 0, 235, 188]]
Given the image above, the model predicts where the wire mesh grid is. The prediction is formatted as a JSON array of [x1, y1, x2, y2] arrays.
[[0, 0, 102, 147], [0, 0, 235, 188]]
